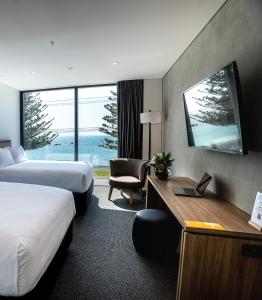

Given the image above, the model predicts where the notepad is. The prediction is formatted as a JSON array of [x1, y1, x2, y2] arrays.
[[185, 221, 225, 230]]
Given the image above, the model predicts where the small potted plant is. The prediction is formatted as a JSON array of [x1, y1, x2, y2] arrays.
[[148, 152, 174, 180]]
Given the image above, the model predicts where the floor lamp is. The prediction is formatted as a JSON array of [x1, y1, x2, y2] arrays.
[[140, 110, 162, 173]]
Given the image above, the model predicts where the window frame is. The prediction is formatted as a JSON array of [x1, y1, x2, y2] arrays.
[[20, 83, 116, 161]]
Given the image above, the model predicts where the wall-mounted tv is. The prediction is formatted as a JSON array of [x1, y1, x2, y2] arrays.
[[183, 61, 247, 155]]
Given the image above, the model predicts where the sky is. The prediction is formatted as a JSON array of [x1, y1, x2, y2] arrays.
[[30, 85, 116, 135]]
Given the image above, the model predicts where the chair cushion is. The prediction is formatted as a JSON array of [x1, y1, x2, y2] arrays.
[[135, 209, 171, 224], [109, 176, 142, 190]]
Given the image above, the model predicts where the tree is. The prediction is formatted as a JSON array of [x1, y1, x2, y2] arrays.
[[24, 92, 58, 150], [98, 91, 118, 150], [190, 69, 235, 126]]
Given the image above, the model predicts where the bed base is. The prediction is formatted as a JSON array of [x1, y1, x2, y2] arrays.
[[0, 221, 73, 299], [73, 178, 94, 215]]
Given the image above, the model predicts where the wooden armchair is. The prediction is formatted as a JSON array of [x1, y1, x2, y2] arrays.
[[108, 158, 148, 205]]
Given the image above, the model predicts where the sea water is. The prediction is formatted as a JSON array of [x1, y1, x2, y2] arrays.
[[26, 134, 117, 166]]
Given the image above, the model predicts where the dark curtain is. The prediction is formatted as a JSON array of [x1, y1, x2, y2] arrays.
[[117, 80, 144, 159]]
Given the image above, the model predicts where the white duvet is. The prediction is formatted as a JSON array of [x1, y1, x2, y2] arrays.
[[0, 160, 93, 193], [0, 182, 75, 296]]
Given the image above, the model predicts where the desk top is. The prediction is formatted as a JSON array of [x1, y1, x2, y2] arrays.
[[148, 176, 262, 240]]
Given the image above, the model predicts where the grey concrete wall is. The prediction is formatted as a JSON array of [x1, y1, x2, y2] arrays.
[[163, 0, 262, 214]]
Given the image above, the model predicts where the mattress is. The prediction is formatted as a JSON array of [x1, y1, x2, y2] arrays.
[[0, 182, 75, 297], [0, 160, 93, 193]]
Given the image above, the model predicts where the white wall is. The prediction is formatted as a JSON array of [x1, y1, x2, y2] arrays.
[[0, 82, 19, 146], [143, 79, 162, 160]]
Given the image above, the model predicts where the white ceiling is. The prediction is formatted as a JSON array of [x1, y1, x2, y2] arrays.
[[0, 0, 225, 91]]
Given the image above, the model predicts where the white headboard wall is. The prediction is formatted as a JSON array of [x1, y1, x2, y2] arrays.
[[0, 82, 19, 147]]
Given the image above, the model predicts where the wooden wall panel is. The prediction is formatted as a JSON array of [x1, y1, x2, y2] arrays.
[[0, 140, 11, 148]]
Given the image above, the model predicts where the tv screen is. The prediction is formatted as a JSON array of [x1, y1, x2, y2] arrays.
[[183, 62, 247, 155]]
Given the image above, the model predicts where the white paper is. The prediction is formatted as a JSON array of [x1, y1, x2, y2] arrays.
[[251, 192, 262, 227]]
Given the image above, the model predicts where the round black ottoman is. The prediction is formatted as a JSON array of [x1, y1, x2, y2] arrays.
[[132, 209, 178, 259]]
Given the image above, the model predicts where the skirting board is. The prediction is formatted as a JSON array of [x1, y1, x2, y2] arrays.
[[248, 220, 262, 232]]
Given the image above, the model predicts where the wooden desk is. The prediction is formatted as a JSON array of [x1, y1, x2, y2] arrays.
[[147, 176, 262, 300]]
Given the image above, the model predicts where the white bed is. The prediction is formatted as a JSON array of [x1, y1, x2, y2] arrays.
[[0, 160, 93, 193], [0, 182, 75, 297]]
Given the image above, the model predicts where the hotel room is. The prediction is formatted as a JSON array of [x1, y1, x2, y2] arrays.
[[0, 0, 261, 299]]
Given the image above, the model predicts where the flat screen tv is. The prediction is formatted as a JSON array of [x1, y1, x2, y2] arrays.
[[183, 62, 247, 155]]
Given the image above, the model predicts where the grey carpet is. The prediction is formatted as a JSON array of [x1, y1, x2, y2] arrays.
[[7, 183, 178, 300]]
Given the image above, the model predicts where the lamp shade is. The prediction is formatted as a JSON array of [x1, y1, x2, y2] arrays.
[[140, 111, 161, 124]]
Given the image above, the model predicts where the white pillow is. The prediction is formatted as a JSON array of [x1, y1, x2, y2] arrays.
[[0, 148, 14, 167], [8, 145, 27, 163]]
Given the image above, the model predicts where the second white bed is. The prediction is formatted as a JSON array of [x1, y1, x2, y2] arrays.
[[0, 182, 75, 297], [0, 160, 93, 193]]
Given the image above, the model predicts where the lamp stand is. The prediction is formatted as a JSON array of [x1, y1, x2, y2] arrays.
[[148, 122, 151, 175], [148, 122, 151, 160], [140, 109, 161, 176]]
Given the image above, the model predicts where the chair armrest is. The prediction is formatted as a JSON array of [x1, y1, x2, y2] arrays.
[[137, 161, 148, 184]]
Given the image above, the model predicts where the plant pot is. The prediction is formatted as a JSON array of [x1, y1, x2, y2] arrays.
[[155, 168, 171, 180]]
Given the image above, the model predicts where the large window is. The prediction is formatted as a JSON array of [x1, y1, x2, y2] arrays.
[[78, 86, 117, 166], [21, 85, 117, 167], [23, 89, 75, 160]]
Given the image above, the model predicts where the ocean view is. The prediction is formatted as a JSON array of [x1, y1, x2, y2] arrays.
[[26, 134, 117, 167]]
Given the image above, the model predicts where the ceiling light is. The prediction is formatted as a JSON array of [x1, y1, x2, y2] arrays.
[[113, 61, 119, 65], [67, 67, 73, 70], [31, 71, 36, 75]]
